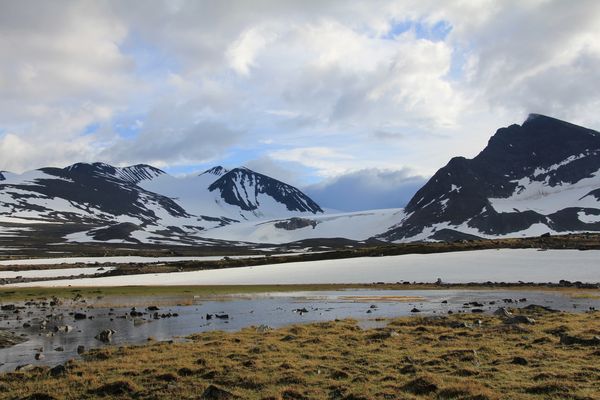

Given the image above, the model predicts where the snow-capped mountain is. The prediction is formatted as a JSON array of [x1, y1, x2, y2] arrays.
[[380, 114, 600, 241], [208, 167, 322, 214], [3, 113, 600, 247], [0, 163, 323, 244]]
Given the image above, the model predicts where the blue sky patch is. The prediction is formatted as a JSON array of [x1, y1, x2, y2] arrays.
[[385, 19, 452, 42]]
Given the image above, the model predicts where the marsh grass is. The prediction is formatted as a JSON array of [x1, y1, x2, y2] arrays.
[[1, 308, 599, 399], [1, 284, 599, 305]]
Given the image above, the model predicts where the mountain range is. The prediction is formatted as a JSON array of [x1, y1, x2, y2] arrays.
[[2, 114, 600, 246]]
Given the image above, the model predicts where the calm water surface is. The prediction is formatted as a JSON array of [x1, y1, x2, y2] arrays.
[[0, 289, 598, 371]]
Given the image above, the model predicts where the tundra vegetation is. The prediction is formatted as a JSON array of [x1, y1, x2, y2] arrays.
[[1, 306, 598, 399]]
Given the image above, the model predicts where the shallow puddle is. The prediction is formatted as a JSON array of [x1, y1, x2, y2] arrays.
[[0, 288, 598, 371]]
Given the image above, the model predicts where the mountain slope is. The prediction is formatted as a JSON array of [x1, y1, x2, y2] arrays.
[[208, 167, 323, 214], [0, 163, 188, 225], [0, 163, 324, 245], [380, 114, 600, 241]]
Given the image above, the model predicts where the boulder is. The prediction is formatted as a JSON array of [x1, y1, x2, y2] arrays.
[[504, 316, 536, 325], [560, 334, 600, 346], [200, 384, 235, 399], [494, 307, 513, 318], [95, 329, 116, 343], [49, 364, 67, 377]]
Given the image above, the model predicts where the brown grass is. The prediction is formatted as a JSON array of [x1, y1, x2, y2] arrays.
[[1, 308, 599, 399]]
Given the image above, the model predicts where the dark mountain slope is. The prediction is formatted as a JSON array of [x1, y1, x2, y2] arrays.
[[208, 167, 323, 213], [381, 114, 600, 241]]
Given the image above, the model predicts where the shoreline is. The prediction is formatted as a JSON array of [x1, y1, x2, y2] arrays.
[[1, 282, 599, 302], [2, 309, 599, 399]]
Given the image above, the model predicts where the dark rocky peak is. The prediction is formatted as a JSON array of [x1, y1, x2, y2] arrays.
[[0, 171, 5, 181], [117, 164, 165, 184], [208, 167, 323, 213], [474, 114, 600, 183], [58, 162, 164, 184], [63, 162, 117, 176], [202, 166, 229, 177], [381, 114, 600, 241]]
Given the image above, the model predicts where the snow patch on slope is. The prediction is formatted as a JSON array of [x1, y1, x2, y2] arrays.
[[201, 208, 406, 243], [489, 167, 600, 214]]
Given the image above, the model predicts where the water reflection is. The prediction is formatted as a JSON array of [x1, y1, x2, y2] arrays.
[[1, 289, 598, 371]]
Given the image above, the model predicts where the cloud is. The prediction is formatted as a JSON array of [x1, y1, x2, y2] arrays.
[[102, 113, 244, 167], [304, 168, 427, 211], [1, 0, 600, 191], [269, 147, 354, 177], [243, 156, 302, 186]]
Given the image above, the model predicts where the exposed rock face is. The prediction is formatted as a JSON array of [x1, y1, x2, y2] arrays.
[[208, 167, 323, 213], [274, 217, 318, 230], [380, 114, 600, 241], [0, 162, 323, 245]]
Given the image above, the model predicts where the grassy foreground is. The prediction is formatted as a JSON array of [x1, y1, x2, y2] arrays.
[[2, 308, 599, 399]]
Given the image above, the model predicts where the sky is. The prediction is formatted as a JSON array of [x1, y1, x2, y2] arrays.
[[2, 0, 600, 211]]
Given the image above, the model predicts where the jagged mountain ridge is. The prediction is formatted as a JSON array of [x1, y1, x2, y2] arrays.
[[3, 113, 600, 246], [380, 114, 600, 241], [0, 163, 324, 243]]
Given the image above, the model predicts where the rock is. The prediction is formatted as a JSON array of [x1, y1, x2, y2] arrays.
[[91, 380, 139, 396], [34, 353, 45, 360], [95, 329, 116, 343], [54, 325, 73, 333], [256, 324, 271, 333], [54, 347, 64, 352], [0, 329, 28, 348], [401, 377, 438, 395], [77, 345, 85, 354], [512, 356, 528, 365], [133, 318, 148, 326], [215, 314, 229, 319], [147, 306, 160, 311], [206, 313, 213, 320], [471, 309, 484, 313], [560, 334, 600, 346], [522, 304, 559, 313], [49, 364, 67, 377], [450, 321, 472, 329], [155, 372, 178, 382], [1, 304, 16, 311], [410, 308, 421, 313], [294, 308, 309, 314], [177, 367, 195, 376], [504, 316, 536, 325], [15, 363, 35, 372], [493, 307, 513, 317], [368, 330, 399, 340], [399, 364, 417, 374], [73, 313, 86, 320], [201, 384, 235, 399]]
